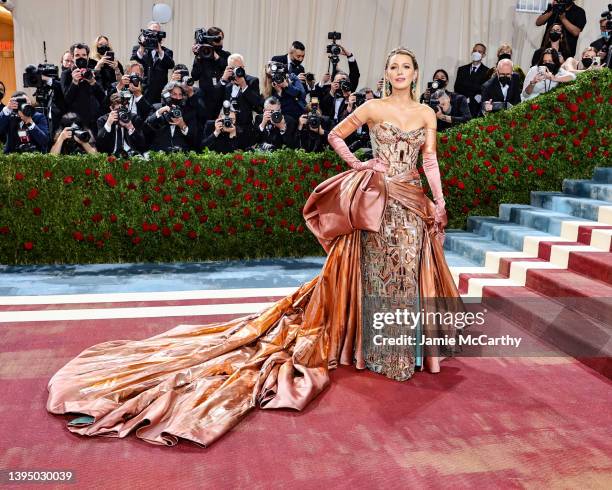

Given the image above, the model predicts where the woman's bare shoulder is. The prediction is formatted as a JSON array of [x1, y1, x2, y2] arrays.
[[354, 97, 385, 122]]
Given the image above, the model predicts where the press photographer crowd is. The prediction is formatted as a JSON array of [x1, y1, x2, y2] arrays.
[[1, 0, 610, 157]]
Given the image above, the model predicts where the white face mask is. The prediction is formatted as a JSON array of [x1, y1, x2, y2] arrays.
[[471, 51, 482, 62]]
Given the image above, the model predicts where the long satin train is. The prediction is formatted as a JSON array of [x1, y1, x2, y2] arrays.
[[47, 170, 461, 447]]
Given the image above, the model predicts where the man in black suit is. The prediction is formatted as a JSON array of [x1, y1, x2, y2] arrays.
[[190, 26, 230, 119], [145, 82, 198, 152], [213, 53, 263, 145], [0, 92, 49, 153], [96, 93, 146, 156], [130, 22, 175, 104], [480, 59, 522, 115], [60, 43, 106, 130], [253, 96, 297, 149], [318, 70, 354, 124], [316, 44, 360, 102], [271, 41, 311, 92], [454, 43, 489, 117], [430, 90, 471, 131], [106, 61, 151, 130]]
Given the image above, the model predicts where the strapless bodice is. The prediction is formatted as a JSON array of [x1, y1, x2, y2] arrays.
[[370, 122, 425, 179]]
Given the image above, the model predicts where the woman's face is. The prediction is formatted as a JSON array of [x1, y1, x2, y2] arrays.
[[386, 53, 416, 92], [433, 71, 447, 83], [550, 25, 563, 38], [542, 54, 553, 65], [97, 37, 109, 49], [582, 50, 595, 60]]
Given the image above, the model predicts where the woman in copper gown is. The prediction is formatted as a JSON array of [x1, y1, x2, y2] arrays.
[[47, 48, 461, 447]]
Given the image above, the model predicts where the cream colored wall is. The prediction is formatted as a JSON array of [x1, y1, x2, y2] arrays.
[[11, 0, 609, 98]]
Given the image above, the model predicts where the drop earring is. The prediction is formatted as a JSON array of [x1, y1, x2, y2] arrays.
[[411, 80, 416, 91]]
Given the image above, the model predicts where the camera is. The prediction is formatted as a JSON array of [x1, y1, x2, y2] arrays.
[[270, 110, 283, 124], [160, 91, 183, 124], [139, 29, 166, 50], [339, 79, 351, 93], [176, 69, 194, 86], [222, 100, 233, 128], [118, 107, 131, 123], [269, 62, 287, 84], [552, 0, 571, 15], [354, 92, 366, 107], [194, 28, 222, 59], [229, 66, 246, 82], [307, 110, 321, 129], [12, 97, 35, 118], [69, 123, 91, 142], [326, 31, 342, 64], [430, 79, 446, 90], [16, 142, 38, 153], [305, 72, 315, 83], [23, 63, 59, 88], [129, 74, 142, 87]]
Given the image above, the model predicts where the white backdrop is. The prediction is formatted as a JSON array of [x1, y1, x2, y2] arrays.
[[11, 0, 606, 95]]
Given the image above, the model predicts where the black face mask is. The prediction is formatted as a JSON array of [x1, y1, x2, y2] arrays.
[[97, 45, 110, 55], [498, 75, 511, 87], [581, 57, 593, 68], [498, 53, 512, 61], [0, 91, 4, 100], [291, 59, 302, 66], [170, 98, 184, 107], [433, 78, 447, 89], [74, 57, 88, 69], [214, 45, 224, 52], [549, 31, 562, 42], [544, 62, 558, 74]]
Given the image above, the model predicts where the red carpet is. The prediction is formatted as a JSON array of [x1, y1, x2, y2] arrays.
[[1, 314, 611, 488]]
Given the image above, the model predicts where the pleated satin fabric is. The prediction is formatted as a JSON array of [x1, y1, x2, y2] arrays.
[[47, 169, 460, 447]]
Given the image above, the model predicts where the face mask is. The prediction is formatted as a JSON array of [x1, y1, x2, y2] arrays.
[[498, 75, 511, 86], [544, 62, 558, 74], [214, 45, 224, 52], [433, 78, 447, 89], [0, 91, 4, 99], [170, 97, 184, 106], [498, 53, 512, 61], [603, 32, 610, 40], [581, 57, 593, 68], [97, 45, 110, 55], [471, 51, 482, 62], [291, 58, 302, 65], [549, 31, 562, 42], [74, 57, 88, 69]]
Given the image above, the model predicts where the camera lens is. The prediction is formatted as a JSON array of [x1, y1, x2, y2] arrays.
[[271, 110, 283, 124]]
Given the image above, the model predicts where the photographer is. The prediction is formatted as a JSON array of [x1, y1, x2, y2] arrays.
[[591, 14, 612, 66], [271, 41, 313, 93], [191, 26, 230, 110], [60, 43, 106, 130], [96, 93, 146, 156], [262, 60, 306, 120], [319, 70, 353, 124], [562, 46, 603, 73], [145, 81, 197, 152], [420, 70, 457, 103], [214, 53, 263, 145], [253, 96, 297, 149], [522, 48, 575, 101], [481, 59, 521, 115], [49, 113, 95, 155], [536, 0, 586, 58], [532, 23, 571, 66], [429, 91, 470, 130], [91, 35, 123, 94], [202, 101, 248, 153], [297, 98, 330, 152], [454, 43, 489, 117], [110, 61, 151, 129], [130, 21, 175, 103], [0, 92, 49, 153], [22, 62, 63, 136]]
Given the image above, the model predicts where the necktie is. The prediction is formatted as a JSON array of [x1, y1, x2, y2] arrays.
[[115, 126, 124, 155]]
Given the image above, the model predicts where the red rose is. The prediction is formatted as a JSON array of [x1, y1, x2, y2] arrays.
[[181, 196, 188, 204], [440, 135, 449, 144], [289, 224, 296, 232], [181, 212, 191, 221], [123, 162, 130, 171], [213, 225, 222, 233], [91, 213, 103, 223], [527, 164, 534, 172], [536, 168, 545, 176], [132, 236, 141, 245], [150, 223, 159, 232], [27, 188, 39, 200], [184, 159, 192, 168], [157, 175, 166, 184], [255, 218, 264, 227], [23, 242, 33, 251], [63, 176, 74, 184], [199, 215, 208, 223], [188, 230, 197, 239], [557, 93, 568, 102], [566, 103, 579, 113], [513, 170, 520, 178], [486, 125, 497, 134], [223, 178, 232, 186], [73, 231, 84, 241], [530, 103, 539, 111], [110, 214, 117, 223], [168, 209, 175, 217], [163, 194, 172, 202], [297, 225, 304, 233], [457, 181, 465, 190], [174, 169, 186, 179], [173, 223, 183, 232], [217, 188, 227, 198], [32, 207, 41, 216], [228, 226, 237, 236], [507, 145, 514, 153], [206, 168, 213, 176], [450, 145, 458, 152], [43, 170, 53, 179], [214, 168, 222, 176], [488, 184, 497, 191], [143, 175, 151, 182], [104, 173, 117, 187], [151, 203, 161, 212], [127, 227, 135, 236], [162, 227, 171, 237], [193, 164, 201, 174], [244, 223, 253, 231], [501, 165, 509, 173], [0, 226, 9, 235], [85, 168, 92, 176]]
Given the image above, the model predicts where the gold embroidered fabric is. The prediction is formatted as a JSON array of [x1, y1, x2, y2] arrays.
[[360, 122, 426, 381]]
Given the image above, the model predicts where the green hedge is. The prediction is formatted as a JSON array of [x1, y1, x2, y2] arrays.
[[1, 70, 610, 265]]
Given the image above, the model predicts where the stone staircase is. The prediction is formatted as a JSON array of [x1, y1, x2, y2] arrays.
[[444, 167, 612, 377]]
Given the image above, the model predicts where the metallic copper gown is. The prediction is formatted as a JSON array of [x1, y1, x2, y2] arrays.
[[47, 124, 461, 447]]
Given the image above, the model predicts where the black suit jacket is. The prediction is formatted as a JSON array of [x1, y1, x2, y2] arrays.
[[191, 48, 230, 96], [60, 69, 106, 130], [145, 103, 198, 152], [0, 111, 49, 153], [480, 74, 521, 115], [202, 120, 248, 153], [271, 54, 305, 76], [454, 63, 490, 117], [253, 113, 297, 148], [319, 93, 349, 123], [213, 75, 263, 132], [130, 46, 175, 103], [316, 57, 361, 101], [96, 113, 146, 155]]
